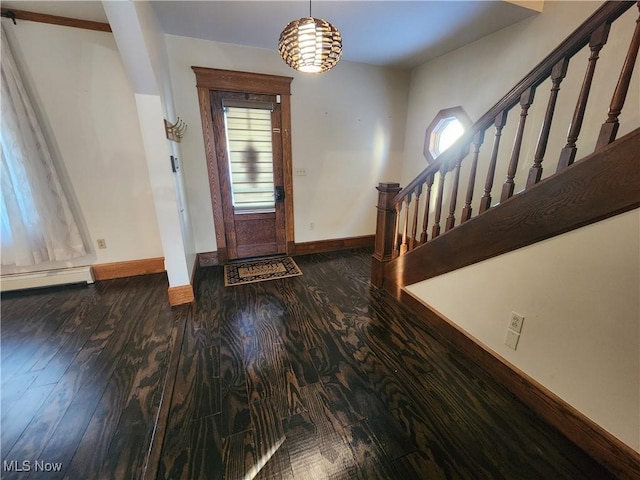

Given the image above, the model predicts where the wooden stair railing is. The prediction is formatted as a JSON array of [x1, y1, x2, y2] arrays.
[[372, 1, 640, 291]]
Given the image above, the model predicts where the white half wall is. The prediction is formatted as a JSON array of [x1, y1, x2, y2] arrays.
[[406, 210, 640, 451], [134, 94, 190, 287], [104, 0, 195, 285], [164, 35, 409, 253]]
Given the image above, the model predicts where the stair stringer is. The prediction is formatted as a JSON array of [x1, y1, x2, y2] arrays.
[[382, 128, 640, 298]]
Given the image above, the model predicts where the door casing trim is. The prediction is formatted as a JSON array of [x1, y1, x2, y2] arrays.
[[193, 67, 294, 264]]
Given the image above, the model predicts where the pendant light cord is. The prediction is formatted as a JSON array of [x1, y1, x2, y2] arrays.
[[309, 0, 312, 17]]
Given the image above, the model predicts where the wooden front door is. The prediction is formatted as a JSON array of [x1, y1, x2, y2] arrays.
[[193, 68, 294, 263], [211, 91, 286, 259]]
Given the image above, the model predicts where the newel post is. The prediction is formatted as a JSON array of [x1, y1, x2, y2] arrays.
[[371, 182, 402, 288]]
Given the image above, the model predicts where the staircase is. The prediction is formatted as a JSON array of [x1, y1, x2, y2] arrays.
[[371, 2, 640, 479], [372, 1, 640, 298]]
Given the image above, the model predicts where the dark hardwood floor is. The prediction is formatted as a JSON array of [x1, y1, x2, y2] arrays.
[[1, 249, 614, 479]]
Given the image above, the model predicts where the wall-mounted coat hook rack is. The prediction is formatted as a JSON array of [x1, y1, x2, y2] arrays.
[[164, 117, 187, 142]]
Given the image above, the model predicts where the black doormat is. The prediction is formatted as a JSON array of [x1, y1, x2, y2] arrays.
[[224, 256, 302, 287]]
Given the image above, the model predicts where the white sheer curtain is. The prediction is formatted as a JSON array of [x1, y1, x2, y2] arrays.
[[1, 25, 87, 267]]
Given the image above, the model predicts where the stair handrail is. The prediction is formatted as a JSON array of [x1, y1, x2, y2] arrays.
[[393, 0, 635, 207]]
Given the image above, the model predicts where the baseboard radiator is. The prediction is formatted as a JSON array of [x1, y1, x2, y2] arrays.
[[0, 266, 94, 292]]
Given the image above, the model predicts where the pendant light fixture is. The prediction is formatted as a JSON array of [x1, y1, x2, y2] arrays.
[[278, 0, 342, 74]]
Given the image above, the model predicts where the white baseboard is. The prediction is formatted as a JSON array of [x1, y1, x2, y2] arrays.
[[0, 266, 94, 292]]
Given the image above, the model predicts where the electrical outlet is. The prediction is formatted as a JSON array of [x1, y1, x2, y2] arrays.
[[505, 329, 520, 350], [295, 168, 308, 176], [509, 312, 525, 333], [97, 239, 107, 249]]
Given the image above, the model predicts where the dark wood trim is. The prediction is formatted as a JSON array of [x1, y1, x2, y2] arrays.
[[92, 257, 165, 281], [1, 8, 111, 32], [198, 236, 374, 264], [192, 67, 295, 261], [295, 235, 375, 256], [167, 285, 195, 306], [197, 251, 220, 267], [192, 67, 292, 95], [372, 183, 402, 287], [384, 128, 640, 295], [423, 106, 473, 164], [281, 93, 296, 251], [195, 87, 228, 260], [399, 289, 640, 480], [209, 90, 239, 258]]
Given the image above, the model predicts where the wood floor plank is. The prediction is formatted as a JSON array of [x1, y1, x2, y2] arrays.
[[1, 301, 75, 383], [298, 383, 363, 479], [341, 421, 404, 479], [163, 338, 221, 426], [61, 278, 168, 474], [392, 450, 448, 479], [222, 430, 257, 480], [282, 412, 329, 479], [250, 396, 294, 480], [28, 276, 167, 479], [158, 413, 224, 480], [2, 285, 121, 460], [243, 325, 305, 418], [29, 296, 111, 389], [0, 383, 56, 457], [219, 377, 251, 438], [190, 266, 224, 349], [97, 303, 175, 479], [3, 276, 162, 478]]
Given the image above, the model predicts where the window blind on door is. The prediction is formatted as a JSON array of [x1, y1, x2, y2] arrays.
[[223, 106, 275, 213]]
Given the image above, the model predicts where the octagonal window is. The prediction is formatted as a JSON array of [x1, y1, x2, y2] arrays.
[[424, 106, 472, 164]]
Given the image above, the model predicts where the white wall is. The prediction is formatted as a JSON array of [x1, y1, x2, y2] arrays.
[[401, 1, 639, 190], [164, 35, 409, 253], [2, 20, 162, 272], [401, 1, 640, 451], [406, 210, 640, 451]]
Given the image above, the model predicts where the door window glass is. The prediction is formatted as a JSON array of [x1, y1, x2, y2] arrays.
[[223, 105, 275, 213]]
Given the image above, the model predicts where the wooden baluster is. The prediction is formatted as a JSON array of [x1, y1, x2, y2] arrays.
[[446, 146, 469, 231], [557, 23, 611, 172], [461, 130, 485, 223], [393, 202, 401, 257], [420, 174, 434, 244], [409, 185, 422, 250], [526, 58, 569, 188], [596, 3, 640, 149], [501, 87, 535, 202], [432, 167, 447, 239], [372, 182, 402, 287], [479, 111, 508, 213], [399, 195, 411, 255]]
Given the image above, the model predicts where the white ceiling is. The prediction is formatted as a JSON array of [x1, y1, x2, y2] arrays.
[[2, 1, 540, 69]]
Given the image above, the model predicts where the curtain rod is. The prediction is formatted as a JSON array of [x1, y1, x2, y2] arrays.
[[1, 10, 17, 24]]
